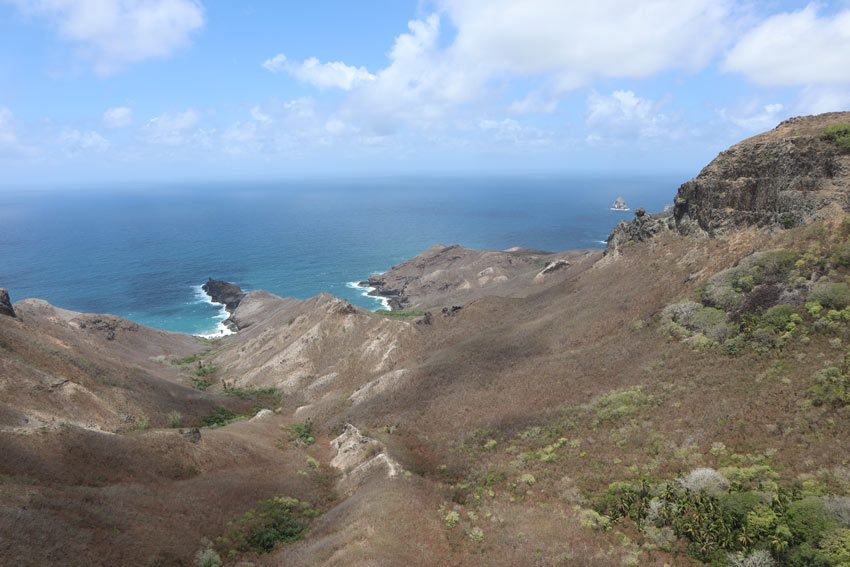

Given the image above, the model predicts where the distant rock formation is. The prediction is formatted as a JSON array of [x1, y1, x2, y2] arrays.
[[0, 289, 15, 318]]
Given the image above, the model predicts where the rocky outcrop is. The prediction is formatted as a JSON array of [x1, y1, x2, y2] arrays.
[[673, 112, 850, 236], [202, 278, 246, 331], [364, 244, 588, 309], [606, 208, 673, 254], [606, 113, 850, 251], [330, 424, 403, 494], [0, 289, 15, 318], [202, 278, 245, 312]]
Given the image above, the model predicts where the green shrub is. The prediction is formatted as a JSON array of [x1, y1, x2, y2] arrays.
[[785, 497, 836, 544], [662, 302, 734, 342], [200, 406, 239, 427], [759, 305, 799, 332], [810, 282, 850, 310], [289, 420, 315, 446], [593, 386, 651, 421], [217, 496, 316, 554], [174, 351, 210, 365], [192, 378, 212, 390], [226, 386, 282, 401], [824, 122, 850, 151], [819, 528, 850, 565], [832, 243, 850, 268], [193, 364, 219, 377], [810, 366, 850, 407]]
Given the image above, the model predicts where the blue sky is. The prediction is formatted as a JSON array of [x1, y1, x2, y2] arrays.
[[1, 0, 849, 186]]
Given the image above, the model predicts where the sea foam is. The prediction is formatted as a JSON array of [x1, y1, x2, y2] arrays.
[[347, 279, 391, 311], [191, 285, 235, 338]]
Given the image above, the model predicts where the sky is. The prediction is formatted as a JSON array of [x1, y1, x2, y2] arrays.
[[1, 0, 850, 186]]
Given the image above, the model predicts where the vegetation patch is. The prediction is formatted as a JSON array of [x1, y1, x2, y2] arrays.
[[226, 386, 282, 402], [199, 406, 240, 427], [191, 377, 212, 390], [593, 386, 652, 422], [824, 122, 850, 151], [173, 351, 212, 365], [375, 309, 427, 319], [289, 420, 315, 446], [193, 364, 219, 377], [215, 496, 319, 556], [594, 469, 850, 565]]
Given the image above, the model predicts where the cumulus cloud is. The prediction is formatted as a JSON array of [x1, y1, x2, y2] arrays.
[[724, 5, 850, 87], [585, 90, 677, 143], [795, 86, 850, 115], [58, 127, 110, 153], [441, 0, 736, 85], [10, 0, 204, 73], [262, 53, 375, 90], [143, 109, 199, 145], [103, 106, 133, 128]]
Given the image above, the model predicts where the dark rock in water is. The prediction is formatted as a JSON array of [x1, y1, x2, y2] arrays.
[[202, 279, 245, 313], [0, 289, 16, 318]]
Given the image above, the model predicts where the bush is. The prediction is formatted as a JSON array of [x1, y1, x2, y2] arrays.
[[193, 364, 219, 377], [593, 387, 651, 421], [679, 468, 729, 495], [824, 122, 850, 151], [819, 528, 850, 565], [662, 301, 734, 342], [167, 411, 182, 428], [810, 282, 850, 310], [195, 547, 222, 567], [785, 497, 836, 543], [200, 406, 238, 427], [759, 304, 799, 332], [290, 420, 315, 446], [810, 366, 850, 407], [832, 243, 850, 268], [217, 496, 316, 554]]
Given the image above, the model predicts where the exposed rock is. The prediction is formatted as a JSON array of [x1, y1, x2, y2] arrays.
[[75, 316, 139, 341], [201, 278, 246, 331], [441, 305, 462, 317], [250, 408, 274, 422], [201, 278, 245, 312], [364, 244, 584, 310], [0, 289, 15, 318], [673, 112, 850, 236], [606, 210, 673, 254], [330, 424, 403, 494]]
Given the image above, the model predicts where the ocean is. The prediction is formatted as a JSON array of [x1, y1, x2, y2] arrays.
[[0, 174, 682, 335]]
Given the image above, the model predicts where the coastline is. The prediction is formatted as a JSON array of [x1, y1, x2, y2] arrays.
[[346, 279, 392, 311]]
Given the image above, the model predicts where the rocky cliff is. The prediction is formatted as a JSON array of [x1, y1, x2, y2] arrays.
[[673, 112, 850, 236], [0, 289, 15, 318], [608, 112, 850, 251]]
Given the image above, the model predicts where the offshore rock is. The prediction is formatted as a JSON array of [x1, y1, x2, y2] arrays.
[[0, 289, 15, 318]]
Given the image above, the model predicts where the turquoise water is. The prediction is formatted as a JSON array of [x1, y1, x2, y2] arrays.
[[0, 174, 682, 335]]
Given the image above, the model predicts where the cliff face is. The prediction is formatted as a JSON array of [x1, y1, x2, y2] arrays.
[[0, 289, 14, 318], [673, 112, 850, 236]]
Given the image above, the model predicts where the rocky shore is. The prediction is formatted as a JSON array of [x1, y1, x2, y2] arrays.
[[202, 278, 246, 331]]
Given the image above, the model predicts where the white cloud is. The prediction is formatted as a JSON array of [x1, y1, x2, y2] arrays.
[[719, 102, 786, 132], [795, 86, 850, 115], [585, 90, 677, 143], [441, 0, 736, 85], [478, 117, 551, 146], [724, 5, 850, 87], [262, 53, 375, 90], [11, 0, 204, 73], [103, 106, 133, 128], [507, 91, 558, 115], [143, 108, 199, 145], [58, 127, 110, 153]]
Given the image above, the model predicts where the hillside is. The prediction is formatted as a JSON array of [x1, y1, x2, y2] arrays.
[[2, 112, 850, 566]]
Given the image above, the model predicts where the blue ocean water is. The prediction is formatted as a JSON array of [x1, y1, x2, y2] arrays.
[[0, 174, 682, 335]]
